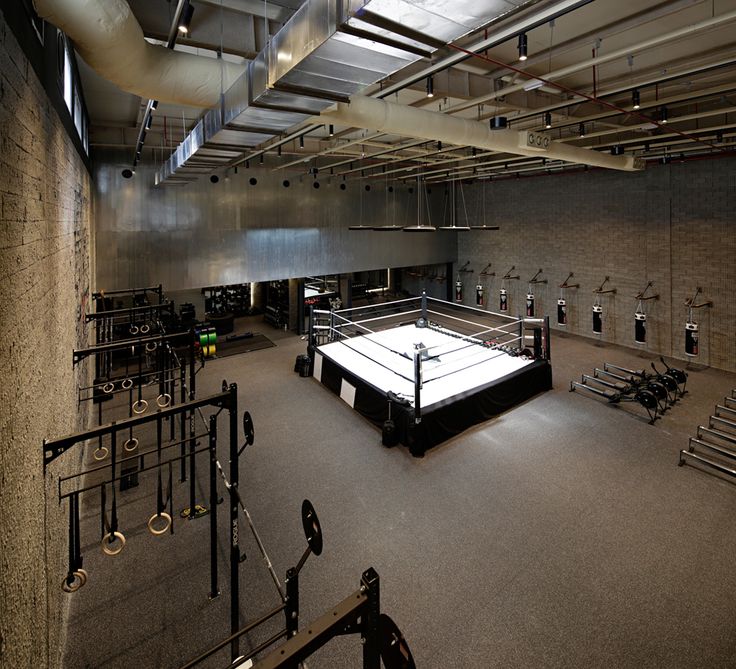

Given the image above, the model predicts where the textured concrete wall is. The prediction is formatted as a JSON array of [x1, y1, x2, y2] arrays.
[[0, 13, 92, 668], [457, 158, 736, 371]]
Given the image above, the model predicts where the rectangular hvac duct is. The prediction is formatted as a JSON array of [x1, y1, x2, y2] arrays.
[[156, 0, 526, 183]]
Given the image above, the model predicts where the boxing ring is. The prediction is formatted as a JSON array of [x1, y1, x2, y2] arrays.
[[308, 294, 553, 456]]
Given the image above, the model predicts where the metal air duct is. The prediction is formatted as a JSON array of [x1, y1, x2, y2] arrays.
[[156, 0, 534, 183], [318, 96, 645, 171]]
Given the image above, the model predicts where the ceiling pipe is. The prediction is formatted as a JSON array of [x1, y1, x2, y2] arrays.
[[317, 96, 644, 172], [448, 7, 736, 114], [234, 0, 595, 167], [33, 0, 244, 107]]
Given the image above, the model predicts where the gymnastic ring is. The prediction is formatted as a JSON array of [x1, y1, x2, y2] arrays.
[[123, 437, 139, 453], [129, 325, 139, 335], [102, 382, 115, 394], [132, 399, 148, 414], [101, 531, 126, 556], [156, 393, 171, 408], [140, 324, 150, 334], [93, 445, 109, 461], [147, 511, 172, 536], [121, 378, 133, 390], [145, 342, 157, 353], [61, 570, 87, 593]]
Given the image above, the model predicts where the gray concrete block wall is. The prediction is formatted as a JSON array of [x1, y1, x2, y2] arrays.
[[0, 13, 92, 668], [456, 159, 736, 372]]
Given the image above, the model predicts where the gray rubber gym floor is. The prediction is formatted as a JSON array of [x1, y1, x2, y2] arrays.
[[61, 320, 736, 668]]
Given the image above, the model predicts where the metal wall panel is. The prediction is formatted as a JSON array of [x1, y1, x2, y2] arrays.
[[94, 151, 456, 291]]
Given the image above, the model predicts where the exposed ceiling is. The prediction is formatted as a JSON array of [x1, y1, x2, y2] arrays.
[[78, 0, 736, 184]]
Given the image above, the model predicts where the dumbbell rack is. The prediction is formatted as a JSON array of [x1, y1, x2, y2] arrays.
[[679, 389, 736, 481]]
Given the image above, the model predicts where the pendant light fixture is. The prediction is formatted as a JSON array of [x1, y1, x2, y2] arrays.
[[373, 175, 403, 231], [470, 179, 500, 231], [403, 176, 436, 232], [438, 181, 470, 230]]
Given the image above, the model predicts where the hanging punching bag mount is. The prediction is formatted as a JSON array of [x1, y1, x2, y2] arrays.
[[592, 277, 617, 335], [684, 287, 713, 357], [557, 273, 580, 327], [633, 281, 659, 345], [526, 269, 548, 318]]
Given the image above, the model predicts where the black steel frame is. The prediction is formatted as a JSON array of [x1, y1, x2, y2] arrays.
[[43, 384, 244, 659]]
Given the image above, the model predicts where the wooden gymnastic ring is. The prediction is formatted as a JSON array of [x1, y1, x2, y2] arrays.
[[121, 378, 133, 390], [61, 570, 87, 593], [93, 445, 108, 461], [140, 324, 150, 334], [102, 382, 115, 394], [129, 324, 139, 335], [147, 512, 172, 536], [101, 531, 126, 555], [145, 342, 157, 353], [132, 399, 148, 414], [156, 393, 171, 408], [123, 437, 139, 452]]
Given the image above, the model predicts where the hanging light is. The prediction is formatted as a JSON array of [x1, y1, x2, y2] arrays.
[[490, 116, 508, 130], [404, 178, 436, 232], [329, 124, 334, 136], [517, 33, 528, 61], [660, 106, 668, 123], [438, 183, 470, 231], [544, 112, 552, 129], [426, 76, 434, 98], [579, 123, 585, 137], [632, 89, 640, 109]]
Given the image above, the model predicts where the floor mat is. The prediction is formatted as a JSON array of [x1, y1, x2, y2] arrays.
[[214, 332, 276, 358]]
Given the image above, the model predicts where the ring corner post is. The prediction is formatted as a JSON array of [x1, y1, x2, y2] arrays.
[[421, 290, 428, 321], [413, 351, 422, 424]]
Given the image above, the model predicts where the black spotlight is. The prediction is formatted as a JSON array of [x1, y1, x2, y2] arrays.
[[544, 112, 552, 129], [426, 76, 434, 98], [249, 177, 257, 186], [365, 184, 371, 191], [210, 174, 219, 184], [313, 181, 320, 189], [579, 123, 585, 137], [388, 186, 394, 193], [282, 179, 290, 188], [632, 89, 640, 109], [122, 168, 134, 179], [178, 2, 194, 34], [611, 145, 624, 155], [339, 183, 346, 190], [517, 33, 528, 61], [490, 116, 508, 130], [660, 106, 668, 123]]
